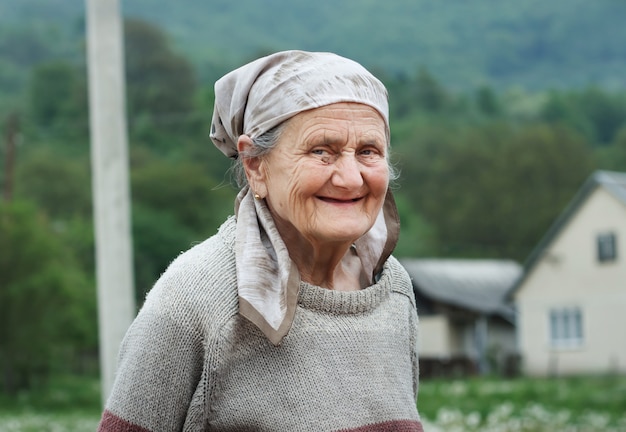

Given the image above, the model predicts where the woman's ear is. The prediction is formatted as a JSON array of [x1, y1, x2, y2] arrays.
[[237, 135, 267, 197]]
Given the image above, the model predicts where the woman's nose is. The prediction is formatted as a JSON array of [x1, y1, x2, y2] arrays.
[[331, 153, 363, 189]]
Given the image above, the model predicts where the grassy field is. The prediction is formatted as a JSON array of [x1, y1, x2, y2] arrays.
[[0, 375, 101, 432], [419, 374, 626, 431], [0, 374, 625, 431]]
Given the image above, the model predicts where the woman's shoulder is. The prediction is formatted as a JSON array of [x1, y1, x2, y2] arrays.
[[166, 216, 236, 278], [141, 217, 239, 324], [385, 255, 416, 306]]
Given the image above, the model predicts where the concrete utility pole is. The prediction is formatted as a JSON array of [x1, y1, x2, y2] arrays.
[[85, 0, 136, 404]]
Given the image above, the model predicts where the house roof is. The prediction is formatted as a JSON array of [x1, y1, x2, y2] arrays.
[[598, 170, 626, 204], [400, 258, 522, 322], [506, 170, 626, 300]]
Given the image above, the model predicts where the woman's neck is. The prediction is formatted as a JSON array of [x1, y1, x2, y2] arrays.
[[290, 242, 366, 291]]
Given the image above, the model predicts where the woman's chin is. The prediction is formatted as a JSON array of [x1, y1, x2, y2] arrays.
[[307, 224, 371, 245]]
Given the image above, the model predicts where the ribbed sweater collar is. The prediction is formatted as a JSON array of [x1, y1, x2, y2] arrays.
[[298, 277, 390, 314]]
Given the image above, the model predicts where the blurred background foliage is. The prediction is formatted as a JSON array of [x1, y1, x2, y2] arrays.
[[1, 0, 626, 394]]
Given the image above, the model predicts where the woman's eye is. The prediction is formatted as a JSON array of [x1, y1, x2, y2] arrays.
[[310, 148, 333, 163], [359, 147, 382, 159], [312, 148, 334, 158]]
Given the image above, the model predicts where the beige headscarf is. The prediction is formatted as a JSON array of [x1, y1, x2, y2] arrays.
[[210, 50, 399, 345]]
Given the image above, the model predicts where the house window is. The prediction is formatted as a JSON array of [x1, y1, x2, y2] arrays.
[[549, 307, 583, 348], [597, 232, 617, 262]]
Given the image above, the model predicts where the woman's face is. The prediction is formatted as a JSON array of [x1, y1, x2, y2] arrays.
[[253, 102, 389, 247]]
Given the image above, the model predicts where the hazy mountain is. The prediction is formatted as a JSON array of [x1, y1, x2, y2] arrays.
[[2, 0, 626, 91]]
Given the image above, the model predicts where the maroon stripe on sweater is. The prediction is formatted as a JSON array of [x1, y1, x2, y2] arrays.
[[336, 419, 424, 432], [98, 409, 152, 432]]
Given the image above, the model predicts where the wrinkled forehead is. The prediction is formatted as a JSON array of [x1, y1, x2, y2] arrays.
[[279, 102, 390, 147]]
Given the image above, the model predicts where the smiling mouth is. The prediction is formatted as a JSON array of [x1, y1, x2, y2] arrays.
[[318, 196, 363, 204]]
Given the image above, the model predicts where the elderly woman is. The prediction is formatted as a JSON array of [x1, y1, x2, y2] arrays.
[[98, 51, 423, 432]]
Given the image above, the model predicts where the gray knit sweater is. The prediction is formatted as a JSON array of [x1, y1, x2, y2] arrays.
[[98, 217, 423, 432]]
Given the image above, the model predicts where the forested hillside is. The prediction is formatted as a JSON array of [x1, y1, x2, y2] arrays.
[[2, 0, 626, 393], [2, 0, 626, 97]]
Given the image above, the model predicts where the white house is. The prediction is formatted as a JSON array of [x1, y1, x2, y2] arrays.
[[509, 170, 626, 376], [401, 259, 522, 377]]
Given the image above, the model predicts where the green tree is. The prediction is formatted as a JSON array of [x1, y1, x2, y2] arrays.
[[15, 149, 92, 220], [577, 87, 626, 146], [596, 125, 626, 172], [0, 201, 96, 394], [28, 61, 89, 143], [541, 87, 626, 147], [131, 159, 234, 234], [132, 204, 197, 305], [124, 18, 197, 147], [414, 67, 449, 112], [397, 121, 594, 260], [385, 72, 416, 119], [393, 192, 437, 257], [0, 28, 49, 68], [541, 90, 594, 141], [475, 85, 501, 116], [130, 159, 236, 301], [29, 62, 75, 128], [0, 28, 51, 109], [495, 123, 595, 257]]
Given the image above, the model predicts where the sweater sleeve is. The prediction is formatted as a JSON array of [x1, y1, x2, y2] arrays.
[[409, 296, 420, 401], [98, 288, 204, 432], [389, 256, 421, 403]]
